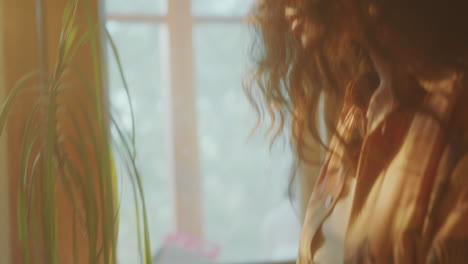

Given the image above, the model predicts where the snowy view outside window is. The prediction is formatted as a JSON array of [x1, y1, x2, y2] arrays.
[[105, 0, 300, 263]]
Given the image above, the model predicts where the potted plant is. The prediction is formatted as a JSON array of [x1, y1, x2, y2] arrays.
[[0, 0, 151, 263]]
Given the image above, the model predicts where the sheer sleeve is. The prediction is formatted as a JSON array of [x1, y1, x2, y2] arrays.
[[425, 154, 468, 264]]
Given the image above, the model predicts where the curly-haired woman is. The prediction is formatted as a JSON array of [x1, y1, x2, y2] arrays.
[[247, 0, 468, 263]]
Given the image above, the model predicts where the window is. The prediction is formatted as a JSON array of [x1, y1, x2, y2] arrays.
[[105, 0, 300, 263]]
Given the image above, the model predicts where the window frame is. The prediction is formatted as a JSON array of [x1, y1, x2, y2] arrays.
[[105, 1, 309, 263], [106, 0, 247, 239]]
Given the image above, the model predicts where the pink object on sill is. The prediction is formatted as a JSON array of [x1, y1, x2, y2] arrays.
[[165, 232, 221, 259]]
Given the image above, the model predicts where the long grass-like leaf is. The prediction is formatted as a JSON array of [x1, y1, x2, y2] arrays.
[[41, 91, 59, 264], [68, 109, 98, 264], [19, 103, 40, 188], [61, 0, 78, 33], [31, 182, 42, 264], [111, 138, 144, 261], [54, 140, 84, 264], [27, 148, 42, 220], [110, 116, 152, 264], [67, 30, 91, 63], [81, 104, 114, 264], [64, 26, 79, 58], [0, 72, 36, 136], [80, 8, 124, 261], [18, 135, 38, 264], [105, 18, 152, 263], [18, 102, 41, 264], [105, 28, 136, 151], [20, 129, 39, 227], [57, 0, 78, 74]]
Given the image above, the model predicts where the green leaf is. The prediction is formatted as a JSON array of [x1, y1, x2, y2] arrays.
[[68, 108, 98, 264], [61, 0, 76, 29], [0, 72, 36, 137], [19, 103, 40, 189], [110, 116, 152, 264], [64, 26, 79, 58], [67, 29, 91, 63]]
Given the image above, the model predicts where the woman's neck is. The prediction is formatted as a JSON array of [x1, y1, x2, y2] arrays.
[[368, 48, 393, 90]]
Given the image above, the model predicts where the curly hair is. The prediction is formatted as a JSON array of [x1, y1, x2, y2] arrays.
[[246, 0, 468, 166], [245, 0, 376, 163]]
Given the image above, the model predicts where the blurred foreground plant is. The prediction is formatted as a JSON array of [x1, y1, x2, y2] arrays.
[[0, 0, 151, 263]]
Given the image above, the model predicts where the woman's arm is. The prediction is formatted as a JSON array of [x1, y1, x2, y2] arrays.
[[426, 155, 468, 263]]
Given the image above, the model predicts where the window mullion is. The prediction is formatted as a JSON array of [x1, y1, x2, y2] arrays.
[[166, 0, 203, 237]]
